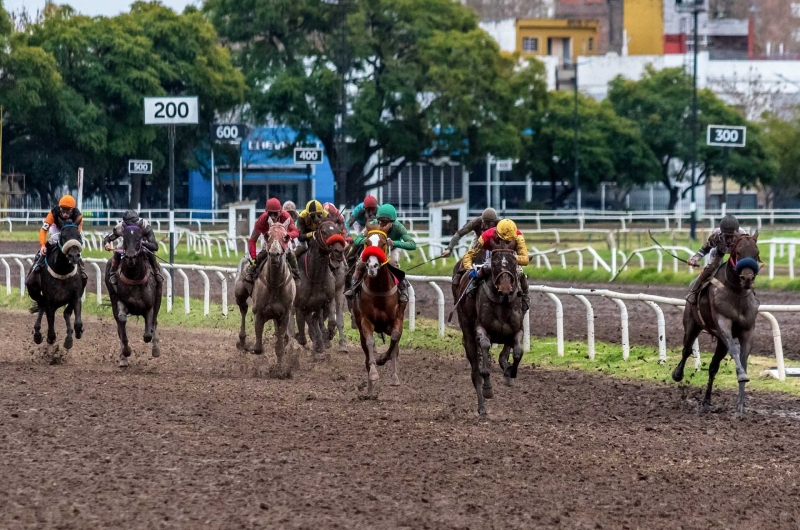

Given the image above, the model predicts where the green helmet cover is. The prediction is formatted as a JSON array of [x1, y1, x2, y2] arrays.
[[376, 204, 397, 221]]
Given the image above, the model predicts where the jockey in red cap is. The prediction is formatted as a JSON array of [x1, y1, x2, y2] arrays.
[[244, 198, 300, 283], [323, 202, 350, 241], [346, 195, 379, 235]]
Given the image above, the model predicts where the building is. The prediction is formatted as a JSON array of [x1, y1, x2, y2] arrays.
[[555, 0, 624, 55], [516, 18, 600, 64], [624, 0, 665, 55], [189, 126, 335, 213]]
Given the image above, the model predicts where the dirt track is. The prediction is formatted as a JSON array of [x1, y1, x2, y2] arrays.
[[3, 310, 800, 529]]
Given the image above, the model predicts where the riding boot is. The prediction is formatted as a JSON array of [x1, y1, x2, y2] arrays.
[[31, 252, 45, 273], [287, 251, 301, 281], [77, 256, 88, 284], [397, 279, 409, 303], [686, 262, 716, 305], [452, 262, 464, 287], [108, 255, 121, 291], [25, 264, 42, 301], [147, 253, 164, 286], [294, 242, 308, 261], [344, 261, 366, 299]]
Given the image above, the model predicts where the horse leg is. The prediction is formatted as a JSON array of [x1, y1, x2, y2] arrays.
[[499, 345, 511, 379], [326, 298, 337, 343], [671, 308, 703, 382], [45, 307, 57, 345], [237, 303, 249, 351], [275, 313, 290, 363], [295, 307, 308, 346], [703, 340, 728, 412], [736, 328, 756, 417], [361, 318, 379, 394], [463, 332, 486, 416], [62, 303, 74, 350], [143, 307, 154, 344], [151, 318, 161, 358], [33, 310, 44, 344], [475, 325, 493, 399], [385, 318, 403, 386], [336, 295, 347, 351], [716, 315, 748, 383], [311, 310, 325, 355], [505, 329, 525, 385], [116, 316, 131, 368], [73, 296, 83, 340], [253, 311, 266, 355]]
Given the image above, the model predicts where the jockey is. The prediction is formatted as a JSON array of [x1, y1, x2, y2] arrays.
[[103, 210, 163, 290], [294, 200, 330, 261], [244, 198, 301, 283], [323, 202, 350, 240], [27, 195, 87, 292], [686, 214, 748, 304], [345, 203, 416, 302], [462, 219, 530, 311], [347, 195, 379, 235], [444, 207, 499, 286], [282, 200, 299, 223]]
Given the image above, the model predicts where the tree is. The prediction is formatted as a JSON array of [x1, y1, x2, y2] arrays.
[[3, 2, 246, 207], [608, 66, 776, 210], [761, 112, 800, 208], [205, 0, 540, 204], [517, 90, 660, 208]]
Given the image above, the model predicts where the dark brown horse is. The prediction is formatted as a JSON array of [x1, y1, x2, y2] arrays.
[[294, 220, 345, 357], [455, 248, 526, 416], [106, 225, 162, 367], [327, 243, 348, 352], [672, 232, 761, 416], [351, 230, 405, 395]]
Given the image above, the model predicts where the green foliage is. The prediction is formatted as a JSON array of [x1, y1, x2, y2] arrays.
[[204, 0, 545, 201], [608, 66, 777, 209], [761, 111, 800, 207]]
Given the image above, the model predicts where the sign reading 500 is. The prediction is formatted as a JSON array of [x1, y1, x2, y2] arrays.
[[144, 97, 199, 125]]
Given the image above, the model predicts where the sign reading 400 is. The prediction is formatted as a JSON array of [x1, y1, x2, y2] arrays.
[[144, 97, 199, 125], [294, 147, 324, 165], [707, 125, 746, 148]]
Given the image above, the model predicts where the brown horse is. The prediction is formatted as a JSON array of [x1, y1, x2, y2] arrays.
[[672, 232, 761, 416], [455, 248, 526, 416], [351, 230, 405, 395], [327, 244, 348, 352], [294, 220, 345, 357]]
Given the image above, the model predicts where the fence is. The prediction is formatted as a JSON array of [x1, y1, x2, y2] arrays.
[[2, 256, 798, 381]]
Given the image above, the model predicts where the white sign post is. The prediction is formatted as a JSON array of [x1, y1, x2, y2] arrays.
[[294, 147, 324, 204], [144, 96, 199, 288], [496, 159, 513, 171], [76, 168, 84, 211]]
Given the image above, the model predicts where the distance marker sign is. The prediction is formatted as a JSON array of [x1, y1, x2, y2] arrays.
[[128, 160, 153, 174], [707, 125, 746, 148], [294, 147, 324, 165], [144, 97, 199, 125]]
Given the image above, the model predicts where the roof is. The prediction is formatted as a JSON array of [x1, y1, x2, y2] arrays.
[[706, 19, 749, 37]]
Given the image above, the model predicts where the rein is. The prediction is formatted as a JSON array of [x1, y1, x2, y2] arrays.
[[489, 249, 519, 294]]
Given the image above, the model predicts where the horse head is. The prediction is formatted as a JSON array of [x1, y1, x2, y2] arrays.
[[729, 231, 760, 291], [121, 225, 144, 267], [266, 219, 290, 265], [315, 220, 346, 260], [58, 224, 83, 266], [362, 231, 390, 278], [489, 249, 518, 297]]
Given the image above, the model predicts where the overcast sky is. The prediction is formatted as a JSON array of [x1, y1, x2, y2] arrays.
[[5, 0, 198, 17]]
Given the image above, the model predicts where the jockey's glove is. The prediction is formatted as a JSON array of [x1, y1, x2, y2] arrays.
[[305, 232, 314, 239], [468, 269, 480, 279], [249, 258, 256, 267]]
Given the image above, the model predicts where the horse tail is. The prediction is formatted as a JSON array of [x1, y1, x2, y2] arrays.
[[29, 302, 40, 314]]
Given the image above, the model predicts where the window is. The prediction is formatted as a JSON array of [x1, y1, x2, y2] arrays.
[[588, 37, 594, 51], [792, 2, 800, 17], [522, 37, 539, 52], [793, 28, 800, 43]]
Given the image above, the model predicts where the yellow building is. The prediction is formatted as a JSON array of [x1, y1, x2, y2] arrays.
[[623, 0, 664, 55], [516, 19, 599, 65]]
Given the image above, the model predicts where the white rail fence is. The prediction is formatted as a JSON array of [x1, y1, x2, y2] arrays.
[[1, 256, 797, 381]]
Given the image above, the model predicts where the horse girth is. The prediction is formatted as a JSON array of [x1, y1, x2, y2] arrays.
[[480, 280, 519, 304], [120, 258, 151, 286]]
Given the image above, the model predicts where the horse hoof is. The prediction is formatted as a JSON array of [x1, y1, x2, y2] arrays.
[[671, 367, 684, 382], [143, 334, 153, 344], [47, 336, 56, 346], [118, 358, 129, 368], [324, 340, 332, 350], [236, 340, 247, 351], [504, 376, 514, 387], [478, 408, 487, 417], [63, 337, 73, 350], [368, 365, 380, 382], [737, 373, 750, 383], [483, 387, 494, 399], [389, 375, 401, 386], [702, 401, 711, 413], [339, 345, 348, 353], [33, 333, 43, 345], [75, 327, 83, 340], [151, 346, 161, 358], [122, 347, 132, 358], [253, 348, 264, 356]]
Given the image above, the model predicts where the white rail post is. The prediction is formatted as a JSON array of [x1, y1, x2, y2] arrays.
[[90, 261, 102, 305], [407, 282, 416, 332], [769, 242, 776, 280], [523, 309, 531, 352], [13, 258, 25, 297], [2, 258, 10, 295], [790, 244, 796, 280], [215, 271, 228, 317], [573, 294, 595, 360], [176, 268, 190, 314], [609, 298, 630, 360], [197, 269, 210, 316], [427, 281, 445, 337], [644, 301, 667, 363], [760, 312, 785, 381], [164, 267, 173, 312], [544, 292, 564, 357]]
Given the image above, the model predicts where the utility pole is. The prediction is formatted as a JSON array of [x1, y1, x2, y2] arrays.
[[689, 7, 699, 240], [573, 61, 580, 211]]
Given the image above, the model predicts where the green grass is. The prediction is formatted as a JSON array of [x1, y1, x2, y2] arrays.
[[3, 287, 799, 397]]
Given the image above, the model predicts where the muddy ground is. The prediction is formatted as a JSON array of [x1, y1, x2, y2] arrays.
[[2, 310, 800, 529], [4, 239, 800, 360]]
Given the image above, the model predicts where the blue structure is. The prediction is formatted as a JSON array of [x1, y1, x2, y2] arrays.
[[189, 126, 335, 213]]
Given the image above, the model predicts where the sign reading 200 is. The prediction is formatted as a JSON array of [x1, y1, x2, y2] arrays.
[[144, 97, 199, 125]]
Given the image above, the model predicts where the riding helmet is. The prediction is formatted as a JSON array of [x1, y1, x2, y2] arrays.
[[481, 208, 498, 222], [496, 219, 518, 241], [720, 215, 740, 234], [305, 200, 324, 214], [59, 195, 77, 209], [282, 200, 297, 212], [363, 195, 378, 209], [123, 209, 140, 225], [323, 202, 339, 217], [376, 204, 397, 222], [266, 198, 282, 213]]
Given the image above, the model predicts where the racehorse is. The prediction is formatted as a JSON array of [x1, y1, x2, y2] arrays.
[[327, 242, 348, 352], [294, 220, 345, 357], [672, 232, 761, 416], [29, 223, 86, 350], [351, 230, 405, 395], [106, 225, 162, 367], [455, 247, 525, 416], [235, 219, 295, 361]]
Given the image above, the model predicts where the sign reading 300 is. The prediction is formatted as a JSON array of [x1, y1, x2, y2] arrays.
[[707, 125, 746, 148]]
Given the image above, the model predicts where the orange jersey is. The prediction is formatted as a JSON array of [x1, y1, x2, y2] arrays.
[[39, 211, 84, 246]]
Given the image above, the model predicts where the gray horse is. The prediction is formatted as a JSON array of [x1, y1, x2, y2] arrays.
[[294, 221, 344, 357], [28, 223, 86, 350], [672, 232, 761, 416], [455, 249, 526, 416], [326, 247, 348, 352], [106, 225, 162, 367]]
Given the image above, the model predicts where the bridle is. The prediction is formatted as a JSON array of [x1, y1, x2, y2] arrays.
[[122, 225, 144, 259], [489, 249, 518, 292], [727, 234, 760, 276]]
